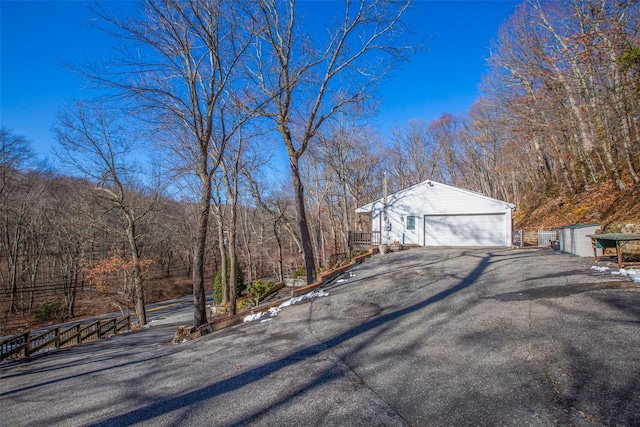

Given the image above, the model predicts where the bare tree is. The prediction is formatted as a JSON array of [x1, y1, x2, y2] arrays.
[[238, 201, 258, 285], [52, 101, 155, 326], [244, 171, 302, 281], [479, 0, 639, 198], [387, 120, 441, 190], [46, 177, 94, 318], [310, 112, 382, 257], [251, 0, 413, 284], [85, 0, 266, 326], [0, 128, 42, 314], [218, 125, 269, 315], [219, 135, 243, 315]]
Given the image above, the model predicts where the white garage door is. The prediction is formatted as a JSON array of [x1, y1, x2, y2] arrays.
[[424, 214, 507, 246]]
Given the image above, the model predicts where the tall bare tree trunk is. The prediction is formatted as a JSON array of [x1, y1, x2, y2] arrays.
[[240, 210, 254, 285], [126, 212, 146, 326], [274, 221, 284, 283], [219, 229, 229, 305], [290, 157, 317, 285], [193, 169, 211, 327], [257, 0, 411, 285], [228, 206, 238, 316]]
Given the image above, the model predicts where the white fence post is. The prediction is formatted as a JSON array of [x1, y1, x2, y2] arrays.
[[537, 230, 559, 248]]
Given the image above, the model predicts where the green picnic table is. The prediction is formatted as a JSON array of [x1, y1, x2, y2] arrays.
[[588, 233, 640, 268]]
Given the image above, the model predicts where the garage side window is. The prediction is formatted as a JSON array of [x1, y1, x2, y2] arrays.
[[406, 215, 415, 230]]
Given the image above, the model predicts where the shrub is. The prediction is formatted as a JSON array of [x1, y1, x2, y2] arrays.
[[238, 299, 253, 311], [213, 260, 245, 305], [247, 279, 275, 306], [292, 266, 306, 279], [34, 301, 60, 323]]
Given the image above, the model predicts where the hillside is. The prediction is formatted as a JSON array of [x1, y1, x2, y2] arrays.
[[513, 182, 640, 232]]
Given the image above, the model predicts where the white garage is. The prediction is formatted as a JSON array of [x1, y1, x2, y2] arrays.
[[355, 180, 515, 247], [424, 213, 508, 246]]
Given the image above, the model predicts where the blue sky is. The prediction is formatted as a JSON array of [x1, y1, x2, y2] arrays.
[[1, 1, 519, 162]]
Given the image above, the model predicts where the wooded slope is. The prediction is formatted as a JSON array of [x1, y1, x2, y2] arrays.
[[514, 182, 640, 231]]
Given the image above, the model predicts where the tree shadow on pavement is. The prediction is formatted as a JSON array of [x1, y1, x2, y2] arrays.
[[0, 324, 190, 387], [488, 281, 634, 302], [86, 253, 494, 426]]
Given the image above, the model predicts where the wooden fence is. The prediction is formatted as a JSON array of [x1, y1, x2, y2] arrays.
[[0, 315, 131, 362], [348, 231, 381, 248]]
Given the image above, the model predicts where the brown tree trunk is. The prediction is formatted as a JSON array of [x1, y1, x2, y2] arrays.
[[340, 178, 351, 256], [227, 180, 239, 316], [126, 213, 146, 326], [274, 221, 284, 283], [192, 170, 211, 327], [228, 222, 237, 316], [240, 210, 254, 285], [290, 158, 317, 285], [215, 208, 228, 305]]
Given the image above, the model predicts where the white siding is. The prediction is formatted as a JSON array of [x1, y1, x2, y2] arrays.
[[424, 214, 508, 246], [559, 228, 572, 253], [357, 180, 514, 247], [558, 224, 600, 257]]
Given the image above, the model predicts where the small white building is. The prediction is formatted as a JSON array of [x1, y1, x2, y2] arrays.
[[355, 180, 515, 247], [558, 224, 601, 257]]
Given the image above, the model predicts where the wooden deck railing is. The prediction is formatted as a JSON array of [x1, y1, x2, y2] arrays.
[[0, 315, 131, 361], [348, 230, 381, 247]]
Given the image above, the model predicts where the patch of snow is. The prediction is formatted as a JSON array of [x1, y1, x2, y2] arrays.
[[268, 307, 281, 317], [616, 268, 640, 283], [243, 312, 265, 323], [144, 319, 159, 329], [260, 318, 273, 323], [278, 290, 329, 309], [591, 265, 640, 283], [337, 279, 346, 283], [243, 290, 330, 323]]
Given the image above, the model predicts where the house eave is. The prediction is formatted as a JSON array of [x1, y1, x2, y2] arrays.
[[354, 180, 514, 213]]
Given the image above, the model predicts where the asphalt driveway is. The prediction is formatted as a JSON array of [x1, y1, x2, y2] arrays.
[[1, 248, 638, 426]]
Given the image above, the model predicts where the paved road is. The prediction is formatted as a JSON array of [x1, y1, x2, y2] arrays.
[[1, 248, 639, 426]]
